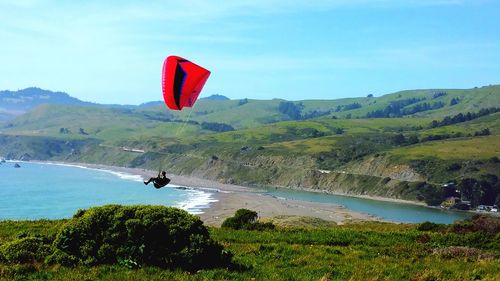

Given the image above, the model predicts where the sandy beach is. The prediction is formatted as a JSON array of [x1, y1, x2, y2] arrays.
[[28, 161, 380, 226]]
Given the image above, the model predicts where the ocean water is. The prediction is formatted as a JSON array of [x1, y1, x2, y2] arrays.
[[265, 188, 471, 224], [0, 161, 471, 224], [0, 161, 217, 220]]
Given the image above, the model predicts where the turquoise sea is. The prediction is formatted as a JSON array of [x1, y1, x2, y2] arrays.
[[0, 161, 217, 220], [0, 161, 471, 224]]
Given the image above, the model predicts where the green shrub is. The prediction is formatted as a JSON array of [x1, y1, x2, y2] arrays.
[[221, 217, 240, 229], [0, 263, 37, 279], [222, 209, 274, 231], [450, 215, 500, 234], [247, 222, 276, 231], [52, 205, 231, 269], [0, 237, 51, 264], [417, 221, 442, 232], [222, 209, 257, 230], [45, 249, 78, 267], [234, 209, 258, 224]]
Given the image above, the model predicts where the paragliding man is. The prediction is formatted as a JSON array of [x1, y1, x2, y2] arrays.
[[143, 55, 209, 190], [144, 171, 171, 189]]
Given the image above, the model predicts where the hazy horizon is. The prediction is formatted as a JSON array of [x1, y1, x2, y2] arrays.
[[2, 83, 499, 106]]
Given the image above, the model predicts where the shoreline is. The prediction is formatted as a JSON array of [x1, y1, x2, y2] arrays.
[[19, 160, 380, 225], [266, 185, 428, 207], [8, 160, 481, 225]]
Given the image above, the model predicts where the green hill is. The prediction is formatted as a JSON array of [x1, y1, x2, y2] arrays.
[[3, 85, 499, 135], [3, 104, 201, 141], [139, 84, 500, 128], [3, 85, 499, 131], [1, 85, 499, 207]]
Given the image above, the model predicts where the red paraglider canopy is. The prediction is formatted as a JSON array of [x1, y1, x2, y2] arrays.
[[162, 56, 211, 110]]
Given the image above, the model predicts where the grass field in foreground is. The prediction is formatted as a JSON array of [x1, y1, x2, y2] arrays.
[[0, 218, 498, 281]]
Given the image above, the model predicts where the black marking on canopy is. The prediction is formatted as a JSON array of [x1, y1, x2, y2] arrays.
[[173, 62, 186, 109]]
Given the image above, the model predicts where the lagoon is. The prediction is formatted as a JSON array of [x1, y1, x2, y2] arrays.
[[264, 188, 471, 224]]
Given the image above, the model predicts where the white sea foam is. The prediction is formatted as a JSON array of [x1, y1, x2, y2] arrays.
[[171, 186, 218, 214], [8, 161, 218, 214], [188, 186, 221, 193], [99, 170, 144, 182]]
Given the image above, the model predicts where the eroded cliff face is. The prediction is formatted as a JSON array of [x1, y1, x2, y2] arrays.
[[191, 155, 320, 188], [1, 137, 426, 202], [342, 155, 425, 182], [159, 153, 423, 201]]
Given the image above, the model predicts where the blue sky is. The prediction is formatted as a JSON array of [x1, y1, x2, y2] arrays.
[[0, 0, 499, 104]]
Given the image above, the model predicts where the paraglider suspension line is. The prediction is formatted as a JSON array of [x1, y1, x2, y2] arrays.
[[159, 103, 197, 171], [175, 103, 196, 137]]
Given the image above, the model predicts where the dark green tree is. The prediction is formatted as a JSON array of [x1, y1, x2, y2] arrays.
[[50, 205, 231, 269]]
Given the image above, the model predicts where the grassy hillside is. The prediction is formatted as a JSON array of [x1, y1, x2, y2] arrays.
[[389, 136, 500, 161], [3, 85, 498, 127], [1, 85, 499, 206], [334, 85, 500, 119], [3, 85, 498, 136], [0, 215, 499, 281], [3, 104, 201, 141], [133, 85, 500, 129]]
